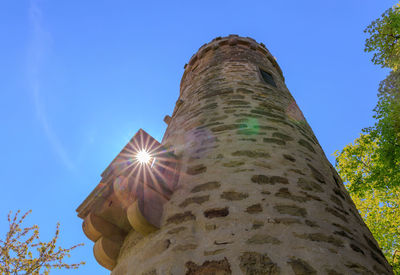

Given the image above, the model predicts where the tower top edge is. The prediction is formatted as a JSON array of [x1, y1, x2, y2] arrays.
[[181, 35, 284, 86]]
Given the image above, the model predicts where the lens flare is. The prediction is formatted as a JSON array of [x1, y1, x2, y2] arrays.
[[136, 150, 151, 164]]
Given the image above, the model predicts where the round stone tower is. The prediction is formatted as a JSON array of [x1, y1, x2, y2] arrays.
[[107, 35, 393, 274]]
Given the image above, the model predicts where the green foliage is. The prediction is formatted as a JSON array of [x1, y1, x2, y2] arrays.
[[368, 69, 400, 185], [335, 71, 400, 272], [369, 70, 400, 186], [335, 7, 400, 272], [334, 134, 378, 193], [335, 70, 400, 194], [335, 136, 400, 272], [351, 187, 400, 272], [364, 4, 400, 70], [0, 210, 84, 274]]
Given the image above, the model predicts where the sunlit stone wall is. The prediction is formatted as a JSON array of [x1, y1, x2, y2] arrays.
[[111, 35, 393, 275]]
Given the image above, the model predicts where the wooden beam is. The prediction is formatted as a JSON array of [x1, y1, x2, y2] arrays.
[[93, 236, 123, 271]]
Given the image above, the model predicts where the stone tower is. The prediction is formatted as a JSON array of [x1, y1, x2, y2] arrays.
[[77, 35, 393, 274]]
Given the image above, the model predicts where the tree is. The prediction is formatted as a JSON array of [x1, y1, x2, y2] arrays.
[[364, 4, 400, 70], [335, 3, 400, 272], [367, 69, 400, 188], [352, 187, 400, 272], [334, 135, 400, 271], [0, 210, 84, 274], [336, 70, 400, 193], [335, 71, 400, 274]]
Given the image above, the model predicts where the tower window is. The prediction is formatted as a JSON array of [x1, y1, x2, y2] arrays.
[[260, 69, 276, 87]]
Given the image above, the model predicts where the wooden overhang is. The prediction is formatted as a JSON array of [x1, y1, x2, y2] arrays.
[[76, 129, 180, 270]]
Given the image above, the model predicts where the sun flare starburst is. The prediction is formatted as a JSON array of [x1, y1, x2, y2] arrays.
[[136, 150, 151, 164]]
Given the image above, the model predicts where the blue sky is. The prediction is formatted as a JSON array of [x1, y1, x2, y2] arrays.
[[0, 0, 397, 274]]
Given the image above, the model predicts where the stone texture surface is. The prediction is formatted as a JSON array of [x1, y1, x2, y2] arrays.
[[110, 35, 393, 274]]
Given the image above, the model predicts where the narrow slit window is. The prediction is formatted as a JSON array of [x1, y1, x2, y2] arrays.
[[260, 69, 276, 87]]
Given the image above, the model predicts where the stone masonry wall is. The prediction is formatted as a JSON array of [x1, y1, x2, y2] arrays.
[[111, 35, 393, 275]]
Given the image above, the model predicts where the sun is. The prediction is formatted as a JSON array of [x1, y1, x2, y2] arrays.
[[136, 150, 151, 164]]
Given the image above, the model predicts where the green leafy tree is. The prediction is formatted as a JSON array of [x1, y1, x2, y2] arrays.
[[367, 70, 400, 187], [337, 70, 400, 192], [335, 72, 400, 272], [352, 187, 400, 272], [335, 136, 400, 271], [0, 210, 85, 274], [364, 3, 400, 70], [336, 3, 400, 272]]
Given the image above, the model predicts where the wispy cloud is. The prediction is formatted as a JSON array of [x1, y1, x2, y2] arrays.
[[27, 0, 75, 171]]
